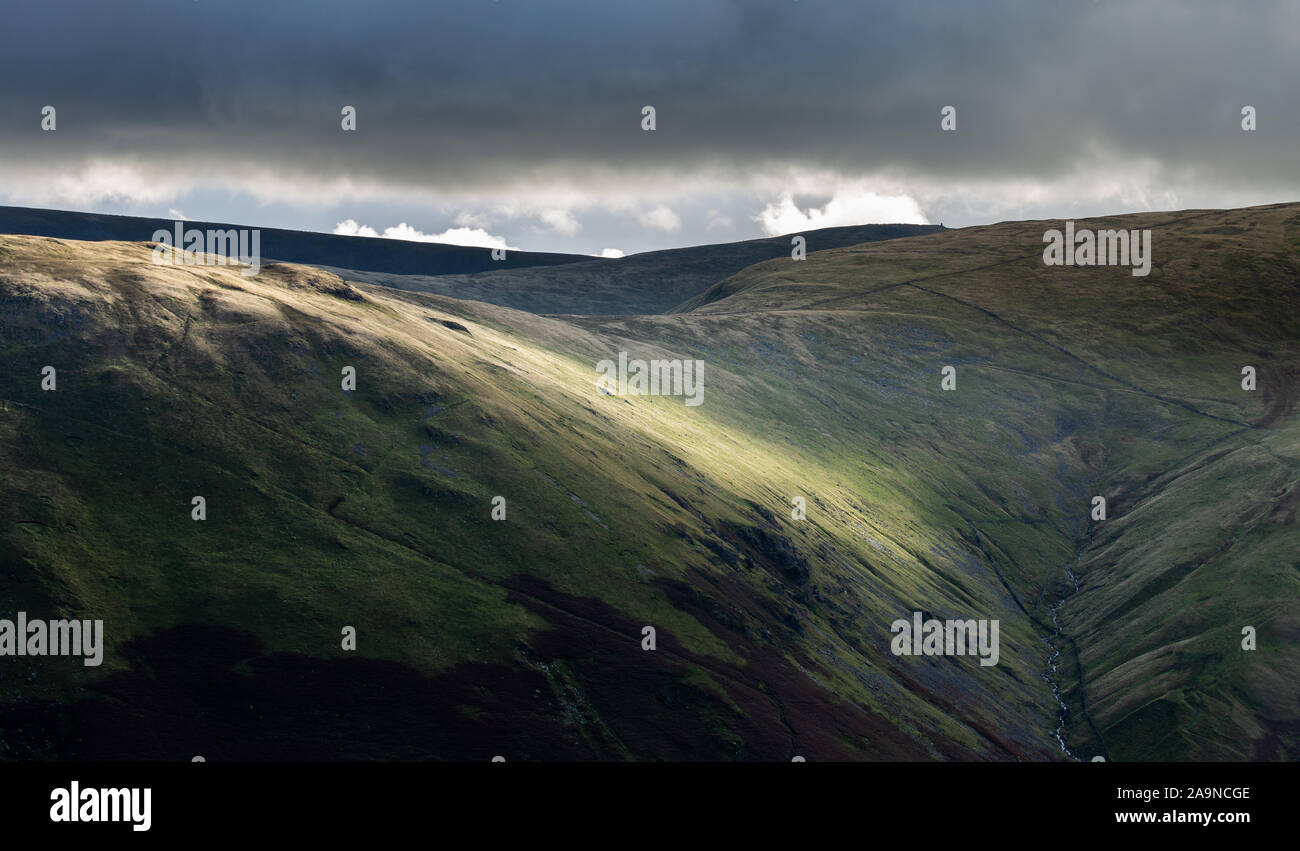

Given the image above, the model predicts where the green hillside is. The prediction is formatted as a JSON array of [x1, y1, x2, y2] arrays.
[[1, 204, 1296, 760]]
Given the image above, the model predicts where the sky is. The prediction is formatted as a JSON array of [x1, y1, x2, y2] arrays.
[[1, 0, 1298, 257]]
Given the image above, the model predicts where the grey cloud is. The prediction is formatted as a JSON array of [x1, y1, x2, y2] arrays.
[[1, 0, 1297, 232]]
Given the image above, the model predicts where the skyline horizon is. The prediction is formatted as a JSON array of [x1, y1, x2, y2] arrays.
[[7, 197, 1297, 259], [4, 1, 1296, 257]]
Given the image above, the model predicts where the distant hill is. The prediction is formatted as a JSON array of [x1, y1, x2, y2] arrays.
[[323, 223, 945, 315], [0, 206, 942, 316], [0, 205, 592, 276]]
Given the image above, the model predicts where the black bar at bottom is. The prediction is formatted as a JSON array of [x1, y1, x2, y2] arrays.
[[0, 762, 1284, 839]]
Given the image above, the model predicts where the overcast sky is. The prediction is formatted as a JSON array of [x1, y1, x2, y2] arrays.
[[1, 0, 1297, 256]]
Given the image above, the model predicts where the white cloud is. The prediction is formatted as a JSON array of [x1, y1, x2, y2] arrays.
[[332, 219, 380, 238], [705, 210, 733, 231], [167, 208, 190, 221], [379, 222, 445, 242], [537, 208, 581, 236], [598, 248, 625, 258], [755, 188, 928, 236], [332, 220, 519, 250], [0, 159, 195, 210], [638, 205, 682, 232]]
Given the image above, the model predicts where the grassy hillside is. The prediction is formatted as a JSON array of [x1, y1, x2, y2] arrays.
[[1, 204, 1295, 760], [672, 202, 1300, 759], [329, 223, 942, 315]]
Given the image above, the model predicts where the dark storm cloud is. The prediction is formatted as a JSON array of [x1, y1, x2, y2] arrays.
[[2, 0, 1296, 187], [1, 0, 1297, 252]]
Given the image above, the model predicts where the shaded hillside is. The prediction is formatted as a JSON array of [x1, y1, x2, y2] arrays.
[[0, 205, 590, 277], [325, 223, 943, 315], [1, 204, 1295, 761]]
